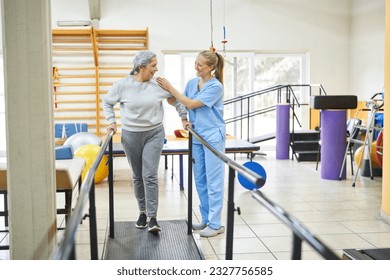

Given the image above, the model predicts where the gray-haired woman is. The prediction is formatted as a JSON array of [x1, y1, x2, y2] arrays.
[[103, 51, 189, 233]]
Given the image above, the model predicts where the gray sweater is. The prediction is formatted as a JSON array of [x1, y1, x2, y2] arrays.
[[103, 76, 187, 132]]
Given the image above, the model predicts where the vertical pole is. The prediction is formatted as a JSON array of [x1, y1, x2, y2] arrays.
[[109, 137, 115, 238], [187, 134, 193, 235], [247, 97, 250, 141], [225, 167, 236, 260], [89, 179, 98, 260], [179, 154, 184, 190], [291, 234, 302, 260]]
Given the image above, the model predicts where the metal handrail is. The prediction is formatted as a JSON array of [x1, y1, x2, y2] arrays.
[[187, 126, 339, 260], [187, 127, 265, 187], [223, 84, 327, 141], [52, 122, 339, 260], [224, 83, 326, 105], [52, 129, 114, 260], [251, 190, 340, 260], [187, 127, 264, 259], [224, 84, 289, 104]]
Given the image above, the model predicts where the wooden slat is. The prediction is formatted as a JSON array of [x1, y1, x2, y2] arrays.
[[100, 123, 121, 127], [55, 67, 95, 71], [54, 91, 96, 95], [99, 66, 131, 70], [53, 83, 96, 87], [52, 29, 93, 36], [95, 29, 148, 36], [98, 82, 116, 86], [54, 100, 95, 104], [99, 73, 128, 78], [98, 39, 147, 44], [54, 108, 96, 112], [52, 47, 94, 51], [98, 107, 120, 111], [54, 116, 97, 120], [56, 74, 96, 79], [98, 46, 147, 51], [99, 116, 120, 120]]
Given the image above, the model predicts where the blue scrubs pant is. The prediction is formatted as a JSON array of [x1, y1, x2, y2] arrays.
[[192, 141, 225, 230]]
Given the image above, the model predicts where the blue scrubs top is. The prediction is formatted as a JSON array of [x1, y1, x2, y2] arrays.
[[184, 77, 226, 144]]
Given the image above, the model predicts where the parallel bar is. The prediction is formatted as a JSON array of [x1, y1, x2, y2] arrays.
[[187, 134, 193, 235], [225, 167, 236, 260], [252, 189, 340, 260], [109, 138, 115, 238], [52, 130, 114, 259], [88, 180, 98, 259]]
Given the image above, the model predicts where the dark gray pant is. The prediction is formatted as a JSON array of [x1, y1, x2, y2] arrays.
[[121, 125, 165, 218]]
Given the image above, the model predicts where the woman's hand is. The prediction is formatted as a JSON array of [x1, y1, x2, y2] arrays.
[[156, 77, 172, 92], [182, 119, 192, 130], [107, 123, 117, 134], [167, 96, 176, 105]]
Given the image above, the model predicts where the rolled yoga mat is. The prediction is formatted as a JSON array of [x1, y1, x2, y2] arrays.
[[276, 104, 290, 159], [321, 110, 346, 180]]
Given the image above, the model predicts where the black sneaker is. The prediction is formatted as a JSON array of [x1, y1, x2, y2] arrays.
[[135, 213, 147, 229], [148, 217, 161, 233]]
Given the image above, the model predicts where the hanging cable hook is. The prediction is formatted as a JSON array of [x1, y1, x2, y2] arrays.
[[210, 0, 215, 52], [221, 0, 228, 56]]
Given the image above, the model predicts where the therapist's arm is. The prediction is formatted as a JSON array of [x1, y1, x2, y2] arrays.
[[157, 77, 204, 109]]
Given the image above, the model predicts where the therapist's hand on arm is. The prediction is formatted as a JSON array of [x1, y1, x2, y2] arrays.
[[157, 77, 204, 110]]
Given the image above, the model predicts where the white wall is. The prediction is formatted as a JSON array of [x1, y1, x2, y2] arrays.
[[51, 0, 357, 97], [350, 0, 385, 100]]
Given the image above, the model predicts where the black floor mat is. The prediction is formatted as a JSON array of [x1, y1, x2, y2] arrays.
[[103, 220, 204, 260]]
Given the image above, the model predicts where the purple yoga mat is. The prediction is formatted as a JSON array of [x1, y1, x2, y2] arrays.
[[276, 104, 290, 159], [321, 110, 346, 180]]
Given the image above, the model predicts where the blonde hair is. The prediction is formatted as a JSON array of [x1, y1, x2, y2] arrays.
[[198, 50, 225, 85]]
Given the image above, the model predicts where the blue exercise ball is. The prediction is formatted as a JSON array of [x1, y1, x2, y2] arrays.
[[63, 132, 102, 152], [238, 161, 267, 190]]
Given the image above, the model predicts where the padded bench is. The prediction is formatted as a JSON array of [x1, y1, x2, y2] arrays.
[[0, 157, 85, 229]]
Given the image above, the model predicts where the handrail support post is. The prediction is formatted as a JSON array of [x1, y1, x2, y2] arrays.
[[108, 137, 115, 238], [225, 167, 236, 260], [89, 179, 99, 260]]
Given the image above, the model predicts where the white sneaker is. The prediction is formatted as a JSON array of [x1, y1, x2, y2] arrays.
[[199, 226, 225, 237], [192, 223, 207, 230]]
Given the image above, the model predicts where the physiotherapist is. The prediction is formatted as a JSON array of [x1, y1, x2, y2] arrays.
[[157, 50, 226, 238]]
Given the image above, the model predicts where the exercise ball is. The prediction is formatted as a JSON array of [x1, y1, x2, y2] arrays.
[[238, 161, 267, 190], [74, 144, 108, 183], [376, 130, 383, 168], [64, 132, 102, 153], [353, 143, 381, 168]]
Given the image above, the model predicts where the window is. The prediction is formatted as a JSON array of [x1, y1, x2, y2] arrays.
[[163, 51, 308, 142]]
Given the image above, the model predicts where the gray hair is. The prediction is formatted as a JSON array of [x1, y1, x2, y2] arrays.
[[130, 51, 156, 75]]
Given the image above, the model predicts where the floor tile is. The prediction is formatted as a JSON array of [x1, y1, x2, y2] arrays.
[[1, 151, 389, 261]]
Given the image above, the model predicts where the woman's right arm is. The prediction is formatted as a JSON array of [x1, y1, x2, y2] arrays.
[[103, 83, 120, 133]]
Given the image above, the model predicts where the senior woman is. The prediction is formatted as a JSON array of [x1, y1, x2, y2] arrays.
[[103, 51, 189, 233]]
